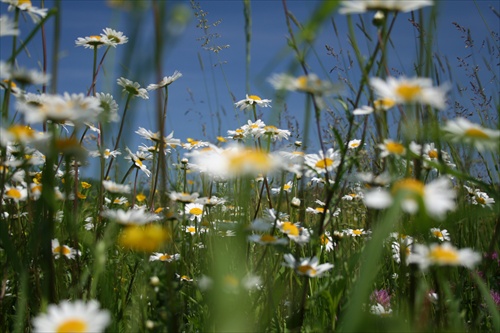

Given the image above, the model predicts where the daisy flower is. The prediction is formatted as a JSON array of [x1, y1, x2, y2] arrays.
[[7, 65, 50, 86], [282, 254, 334, 277], [268, 73, 340, 95], [75, 35, 106, 49], [304, 148, 341, 176], [271, 181, 293, 194], [184, 203, 204, 222], [370, 76, 449, 110], [344, 228, 368, 237], [363, 177, 456, 220], [182, 138, 210, 150], [102, 180, 131, 194], [3, 184, 27, 202], [391, 240, 413, 264], [260, 125, 291, 141], [378, 139, 406, 158], [100, 27, 128, 47], [102, 208, 161, 225], [339, 0, 433, 14], [0, 14, 19, 36], [32, 300, 110, 333], [149, 252, 180, 262], [183, 225, 208, 235], [430, 228, 450, 241], [472, 191, 495, 208], [422, 142, 455, 169], [117, 77, 149, 99], [240, 119, 266, 137], [442, 117, 500, 152], [320, 232, 335, 252], [407, 242, 481, 270], [96, 93, 119, 122], [248, 234, 288, 245], [147, 70, 182, 90], [370, 303, 393, 317], [235, 94, 272, 110], [125, 147, 152, 177], [51, 239, 81, 259], [3, 0, 48, 23], [352, 105, 374, 115], [169, 191, 199, 203], [89, 148, 121, 159], [347, 139, 362, 149]]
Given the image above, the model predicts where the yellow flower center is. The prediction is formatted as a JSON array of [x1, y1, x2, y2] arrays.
[[248, 95, 262, 101], [350, 142, 360, 148], [6, 188, 21, 199], [53, 246, 71, 256], [260, 234, 276, 243], [77, 192, 86, 199], [320, 234, 329, 245], [392, 178, 425, 197], [281, 222, 299, 236], [56, 319, 87, 333], [31, 185, 42, 193], [476, 196, 486, 205], [181, 275, 191, 281], [8, 125, 35, 140], [187, 226, 196, 233], [265, 125, 278, 133], [104, 149, 111, 157], [395, 83, 422, 101], [297, 264, 316, 276], [159, 254, 172, 261], [283, 184, 292, 191], [352, 229, 363, 236], [464, 128, 489, 139], [385, 141, 405, 155], [428, 149, 438, 159], [81, 182, 92, 189], [315, 158, 333, 169], [433, 230, 443, 238], [217, 136, 227, 142], [136, 193, 146, 202], [119, 225, 170, 252], [227, 149, 272, 172], [189, 207, 203, 215], [429, 245, 459, 264], [374, 98, 396, 109], [297, 76, 308, 89], [315, 207, 324, 213]]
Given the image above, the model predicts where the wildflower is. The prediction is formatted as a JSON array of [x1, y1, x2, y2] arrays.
[[291, 197, 301, 208], [363, 177, 456, 220], [353, 105, 374, 115], [348, 139, 362, 149], [442, 118, 500, 152], [184, 203, 204, 222], [268, 73, 340, 96], [235, 94, 272, 110], [96, 93, 119, 122], [7, 65, 50, 86], [102, 208, 161, 225], [248, 234, 288, 245], [195, 195, 226, 206], [169, 191, 199, 203], [344, 228, 368, 237], [3, 184, 27, 202], [183, 225, 208, 235], [75, 35, 106, 49], [118, 224, 170, 252], [147, 70, 182, 90], [391, 240, 413, 264], [100, 27, 128, 46], [422, 142, 455, 169], [370, 76, 449, 110], [0, 14, 19, 36], [283, 254, 334, 277], [102, 180, 131, 194], [304, 148, 341, 176], [32, 300, 110, 333], [430, 228, 450, 242], [3, 0, 48, 23], [370, 303, 393, 317], [407, 242, 481, 270], [472, 191, 495, 208], [378, 139, 406, 158], [178, 274, 194, 282], [240, 119, 266, 137], [320, 232, 335, 252], [149, 252, 180, 262], [260, 125, 291, 141], [125, 147, 152, 177], [51, 239, 80, 259], [182, 138, 210, 150], [370, 289, 391, 309], [338, 0, 433, 14], [117, 77, 149, 99], [89, 148, 121, 159], [271, 181, 293, 194]]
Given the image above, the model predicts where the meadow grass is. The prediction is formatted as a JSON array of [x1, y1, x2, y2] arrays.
[[0, 0, 499, 332]]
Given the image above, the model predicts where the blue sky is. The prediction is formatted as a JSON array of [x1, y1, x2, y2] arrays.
[[1, 0, 498, 177]]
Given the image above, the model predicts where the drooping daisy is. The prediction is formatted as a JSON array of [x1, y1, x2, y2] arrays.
[[51, 239, 81, 259], [304, 148, 341, 176], [339, 0, 433, 14], [102, 208, 161, 225], [147, 70, 182, 90], [378, 139, 406, 158], [149, 252, 180, 262], [282, 254, 334, 277], [4, 0, 48, 23], [125, 147, 152, 177], [117, 77, 149, 99], [370, 76, 449, 110], [96, 93, 119, 122], [430, 228, 450, 242], [184, 203, 204, 222], [0, 14, 19, 36], [320, 232, 335, 252], [442, 118, 500, 152], [407, 242, 481, 270], [363, 177, 456, 220], [234, 94, 272, 110], [32, 300, 110, 333], [100, 27, 128, 47]]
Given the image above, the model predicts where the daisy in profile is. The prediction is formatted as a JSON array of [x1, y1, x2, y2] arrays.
[[304, 148, 341, 176], [149, 252, 180, 262], [184, 203, 204, 222], [268, 73, 340, 96], [339, 0, 433, 14], [320, 232, 335, 252], [282, 254, 334, 277], [169, 191, 199, 203], [51, 239, 80, 259], [260, 125, 291, 141], [75, 35, 106, 49], [102, 208, 161, 225], [248, 234, 288, 245], [100, 27, 128, 47], [117, 77, 149, 99], [234, 94, 272, 110], [370, 76, 449, 110], [147, 70, 182, 90], [4, 0, 48, 23], [344, 228, 368, 237], [102, 180, 131, 194], [363, 177, 456, 220], [442, 117, 500, 152], [125, 147, 152, 177], [32, 300, 110, 333], [430, 228, 450, 242], [407, 242, 481, 270], [96, 92, 119, 122]]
